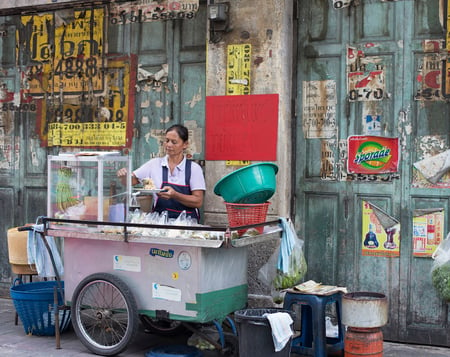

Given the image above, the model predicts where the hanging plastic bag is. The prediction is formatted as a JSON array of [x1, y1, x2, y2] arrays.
[[431, 232, 450, 301], [258, 218, 307, 292]]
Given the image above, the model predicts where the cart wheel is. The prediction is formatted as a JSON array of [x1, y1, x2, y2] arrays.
[[140, 314, 187, 336], [71, 273, 138, 356]]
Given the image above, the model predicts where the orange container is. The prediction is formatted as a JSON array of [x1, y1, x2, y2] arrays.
[[225, 202, 270, 236], [344, 327, 383, 357]]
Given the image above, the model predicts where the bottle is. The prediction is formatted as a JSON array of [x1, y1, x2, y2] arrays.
[[129, 193, 140, 212], [364, 224, 379, 248]]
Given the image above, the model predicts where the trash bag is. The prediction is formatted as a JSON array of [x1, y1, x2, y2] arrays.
[[431, 232, 450, 301]]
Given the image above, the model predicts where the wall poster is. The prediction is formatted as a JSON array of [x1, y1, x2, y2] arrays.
[[347, 136, 400, 174], [412, 209, 445, 257], [362, 201, 400, 257]]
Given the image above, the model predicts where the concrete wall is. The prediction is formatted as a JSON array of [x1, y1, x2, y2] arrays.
[[203, 0, 294, 302]]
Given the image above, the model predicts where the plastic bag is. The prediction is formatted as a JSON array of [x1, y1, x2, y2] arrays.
[[431, 232, 450, 301], [258, 218, 307, 292]]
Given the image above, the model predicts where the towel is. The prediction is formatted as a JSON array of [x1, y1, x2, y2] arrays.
[[27, 224, 64, 278], [264, 312, 294, 352]]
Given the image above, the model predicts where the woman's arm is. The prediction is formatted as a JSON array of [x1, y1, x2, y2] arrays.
[[117, 168, 140, 186], [157, 187, 204, 209]]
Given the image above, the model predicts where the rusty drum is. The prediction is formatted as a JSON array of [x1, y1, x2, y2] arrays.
[[341, 291, 388, 328]]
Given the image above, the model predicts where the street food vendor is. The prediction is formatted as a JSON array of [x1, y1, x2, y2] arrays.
[[117, 124, 205, 222]]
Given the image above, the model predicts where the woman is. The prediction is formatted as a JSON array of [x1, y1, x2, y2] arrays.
[[118, 124, 205, 222]]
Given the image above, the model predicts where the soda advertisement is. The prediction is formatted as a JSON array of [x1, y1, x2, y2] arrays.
[[348, 136, 400, 174], [362, 201, 400, 257]]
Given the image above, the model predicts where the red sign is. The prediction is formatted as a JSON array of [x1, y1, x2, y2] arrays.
[[347, 136, 400, 174], [205, 94, 279, 160]]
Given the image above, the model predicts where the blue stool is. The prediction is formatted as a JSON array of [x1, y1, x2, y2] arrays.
[[283, 291, 344, 357]]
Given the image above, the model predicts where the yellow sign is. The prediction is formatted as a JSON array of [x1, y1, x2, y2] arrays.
[[20, 8, 105, 96], [226, 161, 251, 166], [40, 56, 134, 148], [226, 44, 251, 95]]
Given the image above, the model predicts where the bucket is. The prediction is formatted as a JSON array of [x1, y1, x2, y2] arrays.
[[344, 327, 383, 357], [7, 227, 37, 275], [342, 292, 388, 328], [234, 308, 295, 357]]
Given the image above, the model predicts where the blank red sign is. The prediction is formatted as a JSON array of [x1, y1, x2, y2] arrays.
[[205, 94, 279, 160]]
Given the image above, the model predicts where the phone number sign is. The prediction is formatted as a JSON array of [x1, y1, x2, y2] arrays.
[[39, 56, 136, 148], [19, 8, 105, 96]]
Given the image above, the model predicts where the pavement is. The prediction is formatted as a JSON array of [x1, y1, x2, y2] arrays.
[[0, 297, 449, 357]]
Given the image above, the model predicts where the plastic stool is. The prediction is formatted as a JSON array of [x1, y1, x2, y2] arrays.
[[283, 291, 344, 357]]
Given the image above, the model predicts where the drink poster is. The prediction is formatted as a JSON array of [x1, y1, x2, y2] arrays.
[[348, 136, 399, 174], [412, 210, 444, 257], [362, 201, 400, 257]]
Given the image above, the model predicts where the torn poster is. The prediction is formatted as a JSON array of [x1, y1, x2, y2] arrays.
[[412, 209, 444, 257], [413, 149, 450, 184], [362, 201, 400, 257], [302, 80, 337, 139]]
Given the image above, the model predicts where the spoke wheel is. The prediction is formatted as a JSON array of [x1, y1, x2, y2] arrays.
[[71, 273, 138, 356]]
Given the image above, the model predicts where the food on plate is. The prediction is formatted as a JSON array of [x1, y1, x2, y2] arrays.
[[142, 178, 156, 190]]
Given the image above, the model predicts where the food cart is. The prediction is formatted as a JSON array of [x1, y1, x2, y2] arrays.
[[42, 218, 280, 356], [39, 153, 282, 356]]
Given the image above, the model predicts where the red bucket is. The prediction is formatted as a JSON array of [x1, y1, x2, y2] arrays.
[[225, 202, 270, 236]]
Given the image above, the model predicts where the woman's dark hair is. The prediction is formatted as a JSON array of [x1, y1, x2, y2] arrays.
[[166, 124, 189, 142]]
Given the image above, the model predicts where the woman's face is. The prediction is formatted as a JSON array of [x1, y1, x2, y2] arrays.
[[164, 129, 188, 157]]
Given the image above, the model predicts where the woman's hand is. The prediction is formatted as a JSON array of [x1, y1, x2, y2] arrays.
[[157, 186, 204, 209], [157, 186, 175, 200], [117, 168, 128, 178], [116, 168, 139, 186]]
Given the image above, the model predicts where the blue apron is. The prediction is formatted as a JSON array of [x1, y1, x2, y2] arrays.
[[153, 160, 200, 222]]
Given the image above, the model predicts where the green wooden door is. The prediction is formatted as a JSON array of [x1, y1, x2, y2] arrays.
[[295, 0, 449, 346]]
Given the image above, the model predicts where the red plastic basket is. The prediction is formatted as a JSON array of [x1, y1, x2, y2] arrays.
[[225, 202, 270, 236]]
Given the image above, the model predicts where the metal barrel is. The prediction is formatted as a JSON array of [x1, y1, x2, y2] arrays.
[[344, 326, 383, 357]]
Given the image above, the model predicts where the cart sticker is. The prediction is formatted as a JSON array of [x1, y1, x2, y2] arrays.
[[113, 255, 141, 272], [172, 272, 179, 280], [149, 248, 174, 258], [152, 283, 181, 301]]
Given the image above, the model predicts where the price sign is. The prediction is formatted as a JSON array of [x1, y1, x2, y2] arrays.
[[226, 44, 251, 95]]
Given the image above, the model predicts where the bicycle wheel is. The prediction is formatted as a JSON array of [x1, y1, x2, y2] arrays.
[[71, 273, 138, 356]]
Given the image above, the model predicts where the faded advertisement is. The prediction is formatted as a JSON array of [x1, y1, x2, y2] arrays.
[[413, 135, 450, 188], [347, 46, 385, 101], [18, 8, 105, 96], [413, 209, 444, 257], [302, 80, 337, 139], [414, 40, 446, 101], [362, 201, 400, 258], [320, 139, 337, 180], [226, 44, 251, 95], [38, 56, 136, 148], [109, 0, 199, 24]]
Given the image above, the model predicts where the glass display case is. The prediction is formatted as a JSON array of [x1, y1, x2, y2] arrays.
[[47, 153, 131, 222]]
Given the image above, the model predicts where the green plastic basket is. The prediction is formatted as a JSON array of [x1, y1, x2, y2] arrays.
[[214, 163, 278, 204], [10, 280, 71, 336]]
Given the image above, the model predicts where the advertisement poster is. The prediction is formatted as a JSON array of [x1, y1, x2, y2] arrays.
[[348, 136, 399, 174], [38, 55, 136, 148], [362, 201, 400, 257], [19, 8, 105, 96], [412, 210, 444, 257]]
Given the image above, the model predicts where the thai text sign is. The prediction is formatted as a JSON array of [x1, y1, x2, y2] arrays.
[[226, 44, 251, 95], [110, 0, 199, 24], [347, 136, 399, 174], [40, 56, 135, 148], [19, 8, 105, 96]]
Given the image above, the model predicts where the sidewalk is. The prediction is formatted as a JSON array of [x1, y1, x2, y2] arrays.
[[0, 297, 449, 357]]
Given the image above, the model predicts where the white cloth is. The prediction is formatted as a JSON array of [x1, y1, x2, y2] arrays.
[[27, 224, 64, 278], [264, 312, 294, 352]]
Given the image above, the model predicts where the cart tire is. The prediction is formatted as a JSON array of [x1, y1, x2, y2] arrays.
[[140, 314, 187, 336], [71, 273, 139, 356]]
